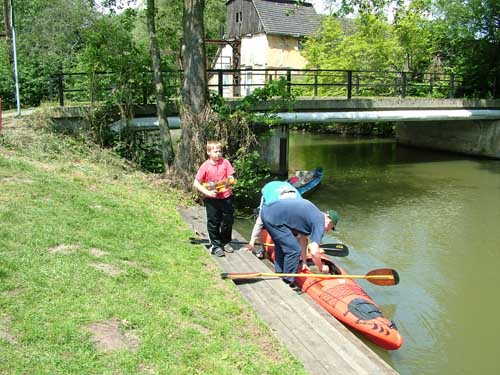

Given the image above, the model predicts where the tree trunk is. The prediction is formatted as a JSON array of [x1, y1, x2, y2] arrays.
[[2, 0, 14, 65], [146, 0, 175, 172], [175, 0, 212, 186]]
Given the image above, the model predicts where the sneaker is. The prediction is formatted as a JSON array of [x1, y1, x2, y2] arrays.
[[254, 247, 265, 259], [223, 244, 234, 253], [211, 247, 225, 257]]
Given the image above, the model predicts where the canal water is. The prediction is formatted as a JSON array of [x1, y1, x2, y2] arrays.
[[235, 131, 500, 375]]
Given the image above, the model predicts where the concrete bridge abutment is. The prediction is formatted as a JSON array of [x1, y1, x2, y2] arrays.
[[395, 119, 500, 159]]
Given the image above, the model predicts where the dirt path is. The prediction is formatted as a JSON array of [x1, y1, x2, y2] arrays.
[[1, 108, 39, 135]]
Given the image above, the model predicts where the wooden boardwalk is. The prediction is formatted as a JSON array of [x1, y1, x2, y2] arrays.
[[179, 206, 398, 375]]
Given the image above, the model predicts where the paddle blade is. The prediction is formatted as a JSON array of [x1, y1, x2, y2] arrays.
[[366, 268, 400, 286], [320, 243, 349, 257]]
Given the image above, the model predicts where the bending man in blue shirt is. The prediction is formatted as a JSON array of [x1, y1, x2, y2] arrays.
[[261, 198, 338, 284]]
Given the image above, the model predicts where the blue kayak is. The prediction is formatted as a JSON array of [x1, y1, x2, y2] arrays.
[[287, 167, 323, 195]]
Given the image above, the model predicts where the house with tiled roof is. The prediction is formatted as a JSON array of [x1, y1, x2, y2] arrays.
[[210, 0, 320, 96]]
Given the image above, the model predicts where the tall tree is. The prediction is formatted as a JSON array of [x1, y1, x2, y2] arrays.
[[393, 0, 433, 73], [303, 15, 403, 80], [430, 0, 499, 96], [146, 0, 175, 171], [174, 0, 211, 186], [2, 0, 13, 64]]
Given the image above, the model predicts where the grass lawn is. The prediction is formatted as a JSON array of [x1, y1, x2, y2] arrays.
[[0, 116, 306, 374]]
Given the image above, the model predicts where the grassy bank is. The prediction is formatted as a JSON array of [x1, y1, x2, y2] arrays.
[[0, 116, 305, 374]]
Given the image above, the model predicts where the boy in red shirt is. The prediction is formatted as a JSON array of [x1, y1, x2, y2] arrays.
[[193, 141, 236, 257]]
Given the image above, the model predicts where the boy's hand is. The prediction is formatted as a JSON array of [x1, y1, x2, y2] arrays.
[[205, 190, 217, 198]]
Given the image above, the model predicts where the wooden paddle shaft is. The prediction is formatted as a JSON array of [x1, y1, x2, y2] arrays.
[[224, 272, 394, 280]]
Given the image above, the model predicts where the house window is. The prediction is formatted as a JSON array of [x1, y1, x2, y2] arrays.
[[236, 11, 242, 23], [298, 38, 305, 51]]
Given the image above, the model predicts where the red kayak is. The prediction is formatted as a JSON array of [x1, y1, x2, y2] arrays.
[[260, 229, 403, 350]]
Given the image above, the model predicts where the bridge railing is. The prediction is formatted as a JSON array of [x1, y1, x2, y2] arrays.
[[50, 68, 495, 106], [207, 68, 471, 99]]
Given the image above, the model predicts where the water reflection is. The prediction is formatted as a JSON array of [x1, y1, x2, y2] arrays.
[[235, 131, 500, 375]]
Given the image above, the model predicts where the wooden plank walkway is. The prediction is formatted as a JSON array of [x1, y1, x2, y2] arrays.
[[179, 206, 398, 375]]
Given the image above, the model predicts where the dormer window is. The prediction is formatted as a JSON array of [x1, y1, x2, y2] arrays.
[[236, 11, 243, 23]]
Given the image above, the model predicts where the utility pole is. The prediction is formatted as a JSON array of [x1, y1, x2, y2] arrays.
[[2, 0, 21, 115]]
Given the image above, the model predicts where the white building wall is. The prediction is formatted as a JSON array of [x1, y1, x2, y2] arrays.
[[213, 44, 233, 70], [240, 34, 268, 95], [208, 32, 308, 97], [209, 44, 235, 97], [240, 34, 268, 67]]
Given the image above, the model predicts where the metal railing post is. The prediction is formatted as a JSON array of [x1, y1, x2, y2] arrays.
[[58, 72, 64, 107], [286, 69, 292, 94], [48, 76, 54, 102], [449, 74, 455, 99], [347, 70, 352, 99], [218, 70, 223, 97], [401, 72, 407, 99]]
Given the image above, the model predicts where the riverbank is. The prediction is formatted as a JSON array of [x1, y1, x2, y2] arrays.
[[0, 115, 305, 374]]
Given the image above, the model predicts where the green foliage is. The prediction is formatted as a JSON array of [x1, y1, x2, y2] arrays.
[[77, 11, 151, 105], [302, 15, 404, 96], [232, 150, 271, 209], [207, 78, 293, 208], [0, 0, 227, 109], [143, 0, 226, 68], [114, 130, 166, 173], [304, 15, 403, 72], [207, 77, 294, 157], [334, 0, 397, 18], [0, 44, 14, 110], [326, 0, 499, 98], [428, 0, 499, 97], [393, 0, 433, 72]]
